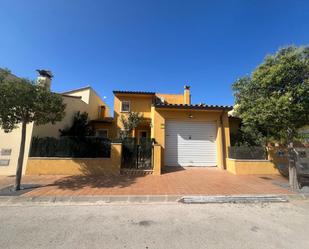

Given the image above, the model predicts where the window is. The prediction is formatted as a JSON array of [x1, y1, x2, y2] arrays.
[[96, 129, 108, 138], [121, 101, 130, 112]]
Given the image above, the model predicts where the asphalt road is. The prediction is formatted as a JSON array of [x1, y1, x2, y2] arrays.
[[0, 201, 309, 249]]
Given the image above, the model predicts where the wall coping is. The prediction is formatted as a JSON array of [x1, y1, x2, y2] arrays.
[[28, 157, 110, 160], [227, 158, 270, 162]]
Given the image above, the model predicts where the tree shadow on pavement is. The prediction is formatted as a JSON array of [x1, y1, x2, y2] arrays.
[[45, 174, 145, 191]]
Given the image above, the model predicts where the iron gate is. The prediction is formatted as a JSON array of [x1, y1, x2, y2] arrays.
[[121, 138, 153, 169]]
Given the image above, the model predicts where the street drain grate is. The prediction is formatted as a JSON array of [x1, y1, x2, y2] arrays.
[[179, 195, 289, 204]]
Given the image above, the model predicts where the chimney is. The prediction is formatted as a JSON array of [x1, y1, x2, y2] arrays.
[[184, 85, 191, 105], [99, 105, 106, 119], [36, 69, 53, 89]]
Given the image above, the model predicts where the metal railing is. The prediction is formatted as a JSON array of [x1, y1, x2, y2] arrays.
[[228, 146, 267, 160]]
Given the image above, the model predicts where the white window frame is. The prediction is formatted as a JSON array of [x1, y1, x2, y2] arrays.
[[96, 129, 108, 138], [121, 100, 131, 112]]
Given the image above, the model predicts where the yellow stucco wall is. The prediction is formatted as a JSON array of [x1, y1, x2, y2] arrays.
[[88, 88, 110, 118], [113, 91, 190, 137], [0, 123, 33, 175], [113, 94, 154, 136], [26, 143, 122, 175], [226, 158, 280, 175], [92, 122, 116, 139], [151, 108, 230, 169], [32, 96, 90, 138], [156, 93, 184, 105], [153, 144, 162, 175], [33, 88, 110, 138], [64, 87, 109, 117], [66, 87, 91, 104]]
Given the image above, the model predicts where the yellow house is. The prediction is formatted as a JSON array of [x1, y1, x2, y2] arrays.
[[33, 86, 110, 138], [0, 69, 111, 175], [106, 86, 232, 170]]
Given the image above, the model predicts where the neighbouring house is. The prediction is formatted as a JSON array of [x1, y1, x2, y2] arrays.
[[33, 85, 110, 138], [109, 86, 232, 169], [0, 69, 34, 175], [0, 69, 111, 175]]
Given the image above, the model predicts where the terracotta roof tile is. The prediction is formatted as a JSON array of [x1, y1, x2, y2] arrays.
[[113, 90, 155, 95], [154, 103, 233, 111]]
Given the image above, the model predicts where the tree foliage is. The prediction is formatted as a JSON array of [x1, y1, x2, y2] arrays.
[[59, 111, 93, 137], [120, 112, 143, 139], [233, 46, 309, 145], [0, 69, 66, 132]]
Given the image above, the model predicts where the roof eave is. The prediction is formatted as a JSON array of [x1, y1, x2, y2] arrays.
[[61, 86, 91, 94], [113, 90, 156, 96], [154, 104, 233, 111]]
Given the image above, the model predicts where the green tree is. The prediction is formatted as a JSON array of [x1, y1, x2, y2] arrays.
[[59, 111, 93, 137], [120, 112, 143, 139], [232, 46, 309, 190], [0, 69, 65, 191]]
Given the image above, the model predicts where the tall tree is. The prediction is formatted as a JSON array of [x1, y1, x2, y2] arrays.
[[0, 69, 65, 191], [233, 46, 309, 190]]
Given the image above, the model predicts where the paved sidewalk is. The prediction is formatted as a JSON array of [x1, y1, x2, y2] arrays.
[[0, 167, 291, 197]]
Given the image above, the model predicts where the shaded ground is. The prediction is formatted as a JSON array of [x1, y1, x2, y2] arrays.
[[0, 167, 291, 196], [0, 201, 309, 249]]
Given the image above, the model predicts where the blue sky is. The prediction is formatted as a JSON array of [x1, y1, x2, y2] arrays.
[[1, 0, 309, 109]]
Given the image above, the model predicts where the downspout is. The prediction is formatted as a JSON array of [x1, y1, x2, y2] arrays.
[[220, 111, 227, 170]]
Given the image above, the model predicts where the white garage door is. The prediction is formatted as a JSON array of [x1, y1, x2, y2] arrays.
[[165, 121, 217, 167]]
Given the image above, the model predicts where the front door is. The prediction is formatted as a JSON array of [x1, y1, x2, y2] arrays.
[[139, 130, 148, 143]]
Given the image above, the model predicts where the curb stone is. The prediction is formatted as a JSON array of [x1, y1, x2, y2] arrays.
[[0, 194, 308, 205], [0, 195, 183, 205], [179, 195, 290, 204], [286, 193, 309, 201]]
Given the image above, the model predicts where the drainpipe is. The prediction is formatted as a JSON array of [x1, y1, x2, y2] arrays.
[[220, 111, 227, 170]]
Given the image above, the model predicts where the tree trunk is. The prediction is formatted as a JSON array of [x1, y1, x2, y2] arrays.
[[288, 140, 300, 191], [289, 164, 299, 191], [14, 121, 27, 191]]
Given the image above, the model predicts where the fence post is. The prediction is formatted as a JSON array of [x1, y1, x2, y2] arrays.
[[153, 144, 162, 175], [111, 142, 122, 174]]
